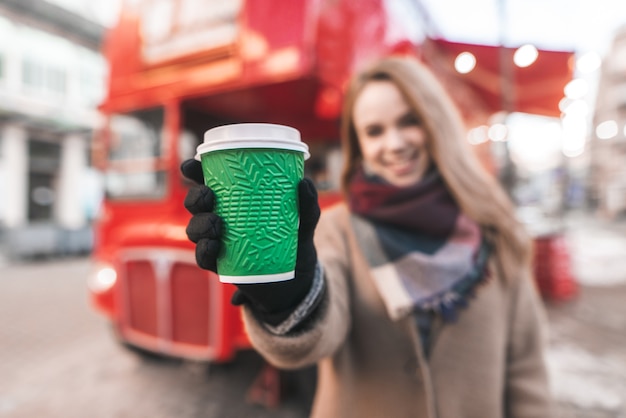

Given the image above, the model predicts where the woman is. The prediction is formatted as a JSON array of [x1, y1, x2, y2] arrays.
[[182, 56, 553, 418]]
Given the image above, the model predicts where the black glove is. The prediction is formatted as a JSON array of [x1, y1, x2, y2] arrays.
[[181, 159, 320, 326]]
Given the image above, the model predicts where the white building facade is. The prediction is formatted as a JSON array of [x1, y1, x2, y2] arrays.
[[590, 25, 626, 219], [0, 0, 108, 258]]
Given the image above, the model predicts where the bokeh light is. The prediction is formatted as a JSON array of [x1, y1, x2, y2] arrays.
[[513, 44, 539, 67], [596, 120, 618, 139], [454, 51, 476, 74]]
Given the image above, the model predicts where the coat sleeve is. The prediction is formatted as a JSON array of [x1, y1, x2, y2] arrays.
[[505, 269, 555, 417], [240, 207, 352, 370]]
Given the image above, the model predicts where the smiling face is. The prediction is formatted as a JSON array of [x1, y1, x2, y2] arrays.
[[352, 80, 431, 187]]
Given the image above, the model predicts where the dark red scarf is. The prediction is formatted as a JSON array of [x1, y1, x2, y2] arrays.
[[348, 167, 460, 239], [346, 166, 491, 323]]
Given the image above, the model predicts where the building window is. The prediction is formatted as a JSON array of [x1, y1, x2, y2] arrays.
[[78, 48, 106, 107], [46, 67, 66, 95], [28, 139, 61, 222], [22, 57, 67, 98], [22, 58, 44, 89], [19, 27, 73, 100]]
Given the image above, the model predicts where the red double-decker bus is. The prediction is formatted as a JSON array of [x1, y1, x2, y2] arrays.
[[88, 0, 573, 362]]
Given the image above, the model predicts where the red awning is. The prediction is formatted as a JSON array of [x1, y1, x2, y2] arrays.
[[421, 38, 575, 124]]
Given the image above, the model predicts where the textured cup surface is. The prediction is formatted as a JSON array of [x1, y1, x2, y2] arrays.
[[197, 124, 308, 283]]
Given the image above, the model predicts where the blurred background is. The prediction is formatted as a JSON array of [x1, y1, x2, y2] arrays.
[[0, 0, 116, 260], [1, 0, 626, 260], [0, 1, 625, 417]]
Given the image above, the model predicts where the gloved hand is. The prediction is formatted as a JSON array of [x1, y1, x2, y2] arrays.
[[181, 159, 320, 326]]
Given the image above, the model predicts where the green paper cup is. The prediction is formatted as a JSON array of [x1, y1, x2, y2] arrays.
[[195, 123, 310, 284]]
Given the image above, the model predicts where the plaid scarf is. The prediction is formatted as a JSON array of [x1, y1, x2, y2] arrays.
[[348, 167, 491, 322]]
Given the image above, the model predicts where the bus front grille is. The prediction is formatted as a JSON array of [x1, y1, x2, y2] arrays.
[[118, 249, 219, 360]]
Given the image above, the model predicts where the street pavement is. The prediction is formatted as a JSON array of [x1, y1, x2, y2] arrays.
[[546, 215, 626, 418], [0, 214, 625, 418], [0, 258, 312, 418]]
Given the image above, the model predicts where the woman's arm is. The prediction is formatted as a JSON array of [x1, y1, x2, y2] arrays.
[[505, 269, 555, 417], [241, 208, 352, 369]]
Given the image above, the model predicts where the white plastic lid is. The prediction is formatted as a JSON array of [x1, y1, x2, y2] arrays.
[[195, 123, 310, 160]]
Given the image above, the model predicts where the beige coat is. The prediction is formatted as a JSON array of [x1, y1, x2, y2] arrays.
[[243, 203, 554, 418]]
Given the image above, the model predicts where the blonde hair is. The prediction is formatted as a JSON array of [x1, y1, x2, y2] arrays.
[[340, 56, 531, 282]]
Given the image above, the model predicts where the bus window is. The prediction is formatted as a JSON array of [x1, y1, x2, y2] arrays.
[[178, 130, 198, 162], [105, 107, 167, 200]]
